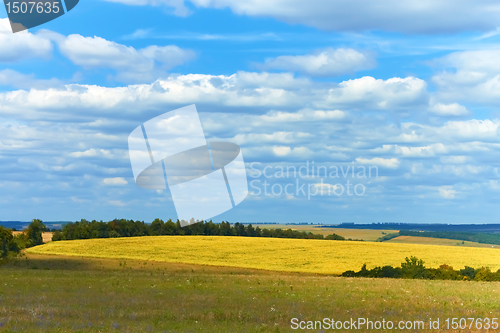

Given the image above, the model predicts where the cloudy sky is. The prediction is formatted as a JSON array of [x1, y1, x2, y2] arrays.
[[2, 1, 500, 223]]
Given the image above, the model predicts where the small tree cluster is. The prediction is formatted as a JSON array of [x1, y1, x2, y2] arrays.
[[0, 226, 19, 259], [0, 219, 47, 260]]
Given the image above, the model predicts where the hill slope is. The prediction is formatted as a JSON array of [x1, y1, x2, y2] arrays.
[[27, 236, 500, 274]]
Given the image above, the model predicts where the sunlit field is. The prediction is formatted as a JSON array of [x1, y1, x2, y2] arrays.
[[27, 236, 500, 274]]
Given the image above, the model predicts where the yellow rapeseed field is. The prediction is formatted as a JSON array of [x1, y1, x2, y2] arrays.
[[27, 236, 500, 274]]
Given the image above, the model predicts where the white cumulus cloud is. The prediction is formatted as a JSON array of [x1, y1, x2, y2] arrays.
[[429, 103, 469, 116], [261, 48, 375, 77], [102, 177, 128, 186], [0, 18, 53, 62], [356, 157, 400, 169], [58, 34, 196, 82]]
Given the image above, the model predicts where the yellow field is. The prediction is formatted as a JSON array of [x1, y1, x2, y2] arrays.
[[256, 224, 396, 240], [27, 236, 500, 274], [388, 235, 500, 248]]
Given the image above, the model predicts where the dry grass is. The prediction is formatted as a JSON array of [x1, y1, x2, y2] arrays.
[[26, 236, 500, 274]]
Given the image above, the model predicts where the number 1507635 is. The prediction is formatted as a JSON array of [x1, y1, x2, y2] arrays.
[[5, 1, 60, 14]]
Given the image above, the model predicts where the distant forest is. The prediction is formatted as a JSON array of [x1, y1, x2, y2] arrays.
[[52, 219, 346, 242], [327, 223, 500, 233]]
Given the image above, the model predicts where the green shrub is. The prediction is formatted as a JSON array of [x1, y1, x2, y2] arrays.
[[25, 219, 47, 247], [474, 267, 494, 281], [459, 266, 476, 280], [325, 233, 345, 240], [0, 226, 21, 259], [427, 264, 461, 280], [401, 256, 428, 279], [51, 230, 64, 241]]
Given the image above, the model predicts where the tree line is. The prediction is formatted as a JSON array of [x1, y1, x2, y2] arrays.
[[0, 219, 47, 259], [342, 256, 500, 281], [52, 219, 346, 241]]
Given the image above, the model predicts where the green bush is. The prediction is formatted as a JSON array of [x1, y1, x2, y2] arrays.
[[474, 267, 495, 281], [459, 266, 476, 280], [427, 264, 461, 280], [401, 256, 428, 279], [325, 233, 345, 240], [51, 230, 64, 241], [0, 226, 20, 259], [25, 219, 48, 247]]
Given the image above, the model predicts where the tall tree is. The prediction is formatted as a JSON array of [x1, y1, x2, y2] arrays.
[[26, 219, 47, 247]]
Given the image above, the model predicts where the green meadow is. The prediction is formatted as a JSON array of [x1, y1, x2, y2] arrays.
[[1, 252, 499, 332]]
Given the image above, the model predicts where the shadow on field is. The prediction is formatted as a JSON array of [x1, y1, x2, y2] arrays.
[[3, 254, 98, 271], [2, 253, 321, 277]]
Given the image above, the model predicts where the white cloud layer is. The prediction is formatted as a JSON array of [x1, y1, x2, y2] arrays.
[[0, 73, 428, 117], [429, 103, 469, 116], [0, 69, 63, 89], [107, 0, 500, 34], [104, 0, 190, 16], [58, 35, 196, 82], [0, 19, 53, 62], [0, 26, 195, 85], [102, 177, 128, 186], [433, 49, 500, 105], [261, 48, 375, 77]]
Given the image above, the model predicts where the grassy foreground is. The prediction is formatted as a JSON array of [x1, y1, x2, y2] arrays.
[[1, 254, 500, 332], [27, 236, 500, 274]]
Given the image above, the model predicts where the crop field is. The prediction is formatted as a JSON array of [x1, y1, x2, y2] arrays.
[[388, 236, 500, 248], [248, 224, 397, 240], [1, 253, 499, 332], [26, 236, 500, 274]]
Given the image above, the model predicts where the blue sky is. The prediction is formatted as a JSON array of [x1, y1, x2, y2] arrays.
[[2, 1, 500, 223]]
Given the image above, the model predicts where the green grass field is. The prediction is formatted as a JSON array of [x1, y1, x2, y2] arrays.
[[1, 253, 499, 332]]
